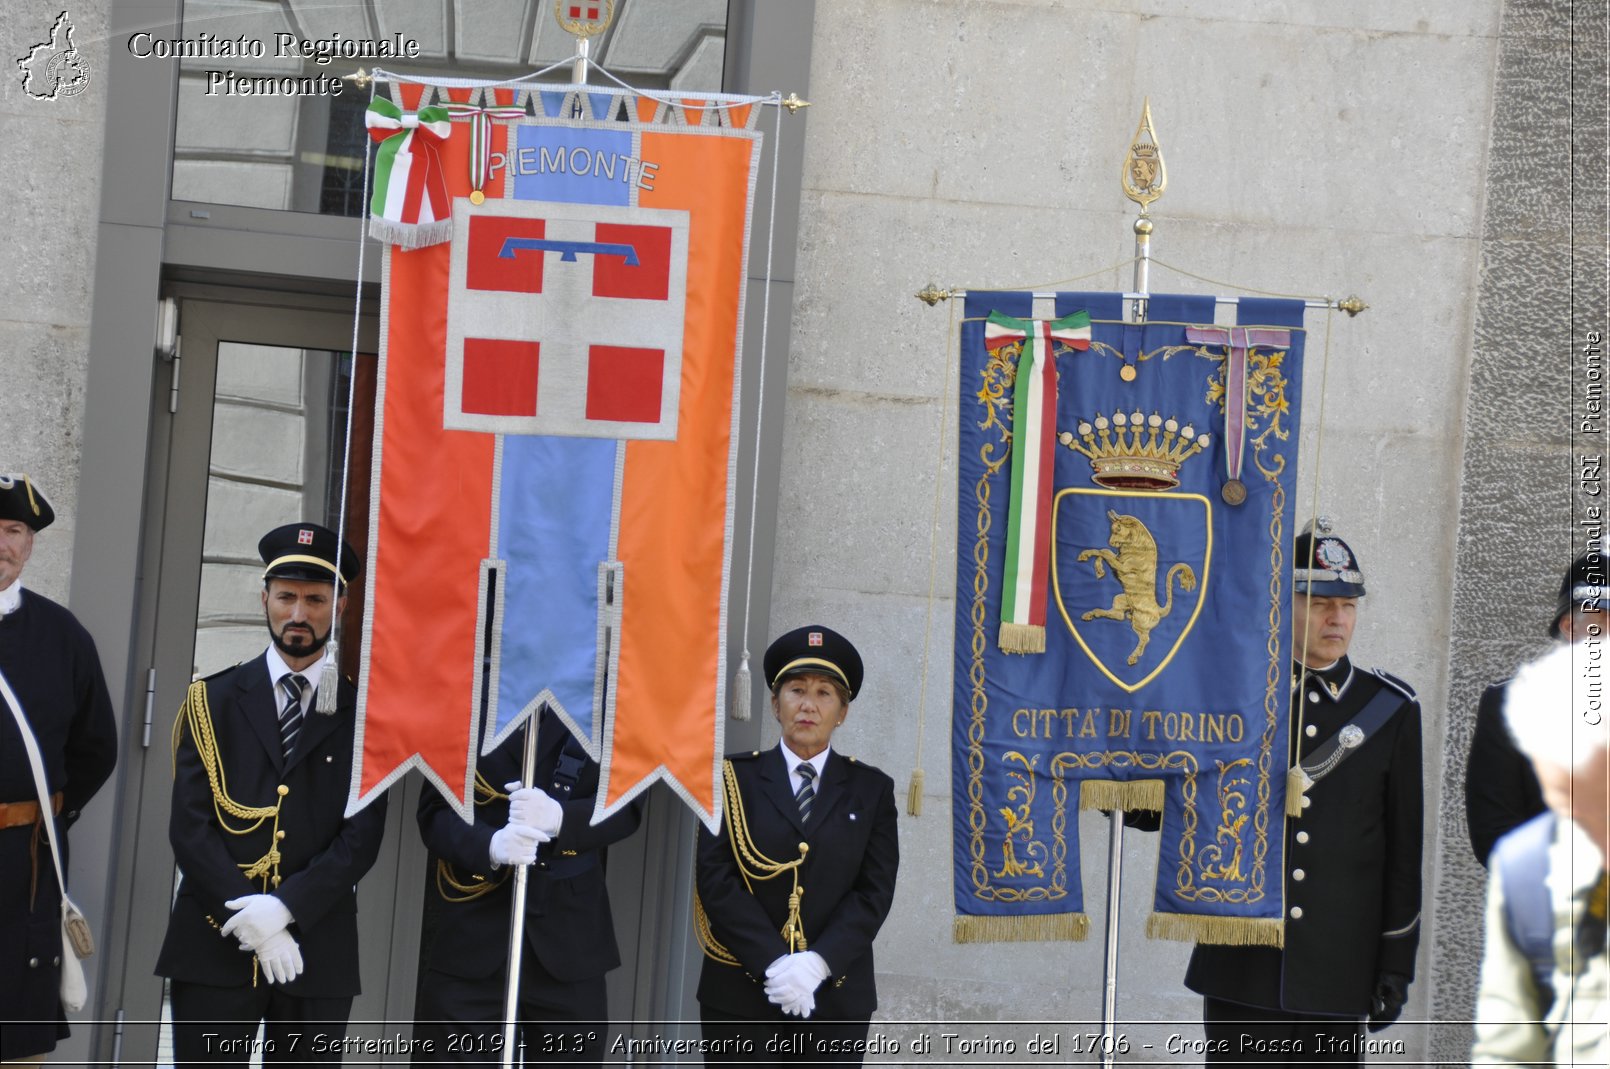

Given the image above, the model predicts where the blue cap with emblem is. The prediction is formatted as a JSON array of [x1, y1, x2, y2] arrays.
[[764, 625, 864, 701], [1292, 516, 1366, 598]]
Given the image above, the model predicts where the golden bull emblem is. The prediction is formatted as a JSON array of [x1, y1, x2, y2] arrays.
[[1077, 509, 1197, 667]]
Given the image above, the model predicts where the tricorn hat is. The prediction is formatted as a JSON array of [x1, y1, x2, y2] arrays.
[[0, 474, 54, 531]]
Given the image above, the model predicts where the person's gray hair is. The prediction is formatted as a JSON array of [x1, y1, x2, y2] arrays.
[[1504, 642, 1610, 770]]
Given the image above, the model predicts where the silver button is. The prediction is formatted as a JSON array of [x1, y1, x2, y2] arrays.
[[325, 755, 334, 763], [28, 957, 39, 968], [1296, 831, 1310, 844], [1301, 796, 1312, 809], [1292, 869, 1306, 881], [1289, 906, 1303, 920], [52, 955, 61, 966], [1307, 691, 1319, 703], [1305, 724, 1317, 737]]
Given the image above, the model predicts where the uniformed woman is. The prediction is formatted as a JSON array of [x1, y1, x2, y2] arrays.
[[694, 626, 899, 1065]]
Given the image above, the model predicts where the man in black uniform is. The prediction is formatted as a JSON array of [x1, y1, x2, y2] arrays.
[[1465, 552, 1603, 864], [0, 474, 118, 1063], [157, 523, 388, 1065], [1183, 518, 1423, 1065], [412, 714, 644, 1064]]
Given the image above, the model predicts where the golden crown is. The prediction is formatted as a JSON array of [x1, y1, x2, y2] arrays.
[[1058, 410, 1210, 491]]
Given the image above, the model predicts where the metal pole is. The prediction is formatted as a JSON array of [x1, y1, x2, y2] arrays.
[[500, 714, 542, 1069], [1097, 211, 1153, 1068], [571, 35, 590, 85]]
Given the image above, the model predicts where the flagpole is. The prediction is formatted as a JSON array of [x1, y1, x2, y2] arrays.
[[500, 711, 542, 1069]]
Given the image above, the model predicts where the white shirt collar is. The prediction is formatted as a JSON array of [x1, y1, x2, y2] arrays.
[[265, 646, 328, 709], [0, 579, 22, 617], [780, 744, 830, 783]]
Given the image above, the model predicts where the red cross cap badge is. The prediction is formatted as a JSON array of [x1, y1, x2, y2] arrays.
[[808, 632, 823, 647], [554, 0, 615, 38], [297, 529, 315, 545]]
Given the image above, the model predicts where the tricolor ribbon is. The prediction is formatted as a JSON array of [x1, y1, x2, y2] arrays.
[[440, 102, 527, 200], [985, 309, 1092, 654], [366, 98, 454, 249], [1184, 325, 1292, 493]]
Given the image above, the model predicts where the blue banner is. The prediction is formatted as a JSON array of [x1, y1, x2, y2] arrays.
[[953, 291, 1306, 945]]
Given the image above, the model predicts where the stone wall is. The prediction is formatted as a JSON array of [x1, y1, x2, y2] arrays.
[[2, 1, 110, 602]]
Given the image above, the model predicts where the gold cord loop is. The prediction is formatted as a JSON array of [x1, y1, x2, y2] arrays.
[[695, 760, 810, 964]]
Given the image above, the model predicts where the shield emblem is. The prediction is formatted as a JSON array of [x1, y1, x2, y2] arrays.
[[1051, 488, 1211, 693]]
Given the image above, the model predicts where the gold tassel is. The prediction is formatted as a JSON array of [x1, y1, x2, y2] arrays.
[[731, 652, 752, 721], [314, 639, 340, 714], [1079, 778, 1165, 812], [1147, 911, 1285, 948], [953, 912, 1090, 944], [996, 622, 1046, 654], [1286, 766, 1309, 817], [906, 768, 924, 816]]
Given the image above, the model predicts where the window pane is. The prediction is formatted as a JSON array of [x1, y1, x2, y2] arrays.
[[171, 0, 729, 215]]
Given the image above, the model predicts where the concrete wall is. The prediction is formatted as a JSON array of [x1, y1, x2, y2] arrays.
[[760, 0, 1591, 1056], [2, 1, 111, 601]]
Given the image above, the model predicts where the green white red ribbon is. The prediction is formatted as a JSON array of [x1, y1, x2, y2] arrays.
[[440, 102, 527, 199], [366, 98, 453, 249], [985, 309, 1091, 653]]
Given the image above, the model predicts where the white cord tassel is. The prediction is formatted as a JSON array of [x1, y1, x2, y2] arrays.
[[315, 638, 341, 714], [731, 651, 752, 721]]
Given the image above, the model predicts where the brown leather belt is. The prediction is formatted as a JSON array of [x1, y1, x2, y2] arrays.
[[0, 793, 62, 829]]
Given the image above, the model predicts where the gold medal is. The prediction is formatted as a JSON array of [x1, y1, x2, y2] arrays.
[[1119, 364, 1137, 382], [469, 190, 486, 205], [1221, 479, 1247, 506]]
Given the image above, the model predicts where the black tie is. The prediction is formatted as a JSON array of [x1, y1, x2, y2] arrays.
[[795, 763, 816, 823], [279, 674, 307, 759]]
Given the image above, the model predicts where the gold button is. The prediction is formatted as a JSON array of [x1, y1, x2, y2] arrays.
[[277, 785, 290, 797]]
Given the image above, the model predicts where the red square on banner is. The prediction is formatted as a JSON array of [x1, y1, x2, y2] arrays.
[[593, 223, 672, 301], [467, 217, 547, 294], [463, 339, 540, 416], [586, 346, 664, 423]]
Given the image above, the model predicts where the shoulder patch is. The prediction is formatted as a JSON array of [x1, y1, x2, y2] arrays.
[[1366, 667, 1417, 700]]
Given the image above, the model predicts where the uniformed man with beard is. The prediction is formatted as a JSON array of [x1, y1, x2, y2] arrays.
[[157, 523, 388, 1065], [1182, 517, 1423, 1065]]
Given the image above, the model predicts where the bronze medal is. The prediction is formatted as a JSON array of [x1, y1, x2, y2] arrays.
[[1221, 479, 1247, 506]]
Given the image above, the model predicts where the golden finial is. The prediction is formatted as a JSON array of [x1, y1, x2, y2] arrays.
[[781, 93, 812, 114], [1121, 98, 1167, 214], [1336, 296, 1369, 317], [343, 68, 373, 89], [915, 283, 952, 306]]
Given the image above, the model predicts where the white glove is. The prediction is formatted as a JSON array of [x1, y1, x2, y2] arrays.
[[220, 894, 294, 950], [505, 781, 564, 839], [254, 927, 304, 985], [763, 951, 829, 1013], [489, 822, 543, 867]]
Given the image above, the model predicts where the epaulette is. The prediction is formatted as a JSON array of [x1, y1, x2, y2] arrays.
[[1365, 667, 1417, 701], [198, 662, 241, 683]]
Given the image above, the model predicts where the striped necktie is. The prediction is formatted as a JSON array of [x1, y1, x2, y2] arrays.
[[279, 674, 307, 759], [795, 762, 816, 822]]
